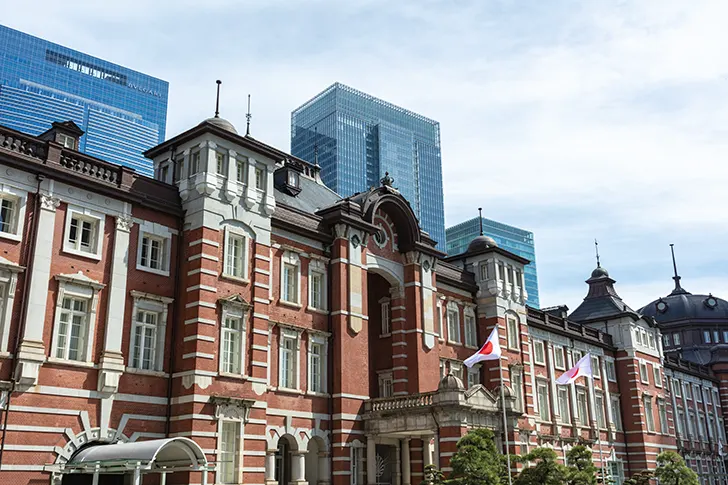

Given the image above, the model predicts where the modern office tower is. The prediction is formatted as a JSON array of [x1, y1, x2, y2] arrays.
[[446, 216, 540, 307], [0, 24, 168, 175], [291, 82, 446, 249]]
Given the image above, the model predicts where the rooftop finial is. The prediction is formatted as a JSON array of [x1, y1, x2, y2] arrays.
[[669, 244, 687, 295], [478, 208, 484, 236], [245, 94, 252, 137], [381, 171, 394, 187], [595, 238, 601, 268], [214, 80, 222, 118]]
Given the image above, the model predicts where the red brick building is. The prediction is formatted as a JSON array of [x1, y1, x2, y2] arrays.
[[0, 115, 725, 485]]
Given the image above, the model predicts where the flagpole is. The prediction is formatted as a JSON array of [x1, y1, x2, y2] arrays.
[[499, 362, 513, 485]]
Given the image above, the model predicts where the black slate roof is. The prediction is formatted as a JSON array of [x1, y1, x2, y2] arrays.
[[569, 266, 639, 324], [274, 174, 341, 214]]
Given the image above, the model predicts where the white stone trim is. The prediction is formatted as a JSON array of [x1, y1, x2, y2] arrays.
[[0, 183, 28, 242], [62, 204, 106, 261], [128, 291, 173, 372]]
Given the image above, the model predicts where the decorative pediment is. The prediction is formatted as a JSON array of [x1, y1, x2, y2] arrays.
[[218, 294, 251, 310], [55, 271, 105, 290], [0, 256, 24, 273], [210, 395, 255, 422]]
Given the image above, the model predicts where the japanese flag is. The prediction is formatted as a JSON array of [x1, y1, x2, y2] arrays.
[[556, 353, 593, 385], [464, 326, 502, 368]]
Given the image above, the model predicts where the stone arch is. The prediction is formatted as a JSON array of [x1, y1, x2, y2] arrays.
[[367, 261, 404, 289], [358, 191, 422, 252]]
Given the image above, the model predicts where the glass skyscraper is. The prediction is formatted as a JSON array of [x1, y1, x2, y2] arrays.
[[0, 24, 168, 176], [291, 83, 446, 249], [446, 217, 540, 308]]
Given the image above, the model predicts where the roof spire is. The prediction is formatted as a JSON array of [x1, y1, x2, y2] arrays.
[[669, 243, 688, 295], [245, 94, 252, 137], [214, 80, 222, 118], [478, 208, 483, 236], [595, 238, 601, 268]]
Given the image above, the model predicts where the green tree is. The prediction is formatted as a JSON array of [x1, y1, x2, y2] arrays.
[[421, 464, 446, 485], [514, 447, 568, 485], [623, 470, 653, 485], [654, 451, 700, 485], [448, 428, 507, 485], [565, 445, 598, 485]]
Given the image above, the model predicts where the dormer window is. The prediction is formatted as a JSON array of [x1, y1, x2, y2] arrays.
[[275, 168, 302, 196], [59, 133, 76, 149], [287, 170, 299, 188]]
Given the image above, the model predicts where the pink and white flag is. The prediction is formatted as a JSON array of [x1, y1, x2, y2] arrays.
[[464, 326, 502, 368], [556, 353, 593, 385]]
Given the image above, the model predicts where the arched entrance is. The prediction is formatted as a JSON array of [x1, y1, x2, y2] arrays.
[[305, 436, 329, 485], [60, 437, 208, 484], [275, 434, 297, 485]]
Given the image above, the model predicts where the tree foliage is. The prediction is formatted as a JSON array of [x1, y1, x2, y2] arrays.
[[421, 464, 446, 485], [448, 428, 508, 485], [623, 470, 653, 485], [565, 445, 598, 485], [514, 447, 568, 485], [654, 451, 700, 485]]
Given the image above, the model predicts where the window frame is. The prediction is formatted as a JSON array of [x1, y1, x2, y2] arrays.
[[307, 332, 328, 395], [236, 159, 246, 183], [278, 327, 301, 391], [511, 367, 523, 412], [189, 151, 201, 176], [63, 206, 105, 260], [533, 340, 546, 365], [466, 365, 480, 388], [576, 387, 589, 426], [255, 167, 264, 189], [674, 332, 681, 346], [378, 370, 394, 398], [307, 258, 327, 312], [536, 380, 550, 421], [591, 355, 600, 379], [605, 359, 617, 382], [506, 314, 519, 350], [611, 395, 623, 431], [217, 419, 242, 484], [218, 297, 248, 377], [658, 399, 668, 434], [653, 365, 662, 388], [644, 395, 655, 432], [280, 251, 301, 306], [0, 262, 22, 353], [136, 221, 173, 276], [558, 387, 571, 424], [128, 291, 172, 374], [215, 151, 227, 176], [463, 307, 477, 348], [223, 227, 250, 282], [50, 274, 104, 365], [639, 361, 649, 384], [554, 346, 566, 370], [379, 297, 391, 336], [0, 187, 26, 241], [596, 392, 606, 429], [446, 301, 461, 344]]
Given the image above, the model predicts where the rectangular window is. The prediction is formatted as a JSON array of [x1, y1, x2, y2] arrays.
[[467, 366, 480, 388], [639, 362, 649, 384], [708, 414, 715, 440], [723, 332, 728, 344], [351, 447, 363, 485], [591, 355, 600, 378], [674, 332, 681, 345], [479, 263, 488, 280], [236, 159, 245, 182], [310, 272, 324, 310], [685, 383, 692, 400], [0, 197, 17, 234], [558, 387, 571, 424], [537, 381, 550, 421], [554, 346, 565, 370], [596, 393, 606, 428], [219, 421, 240, 484], [380, 300, 391, 336], [714, 330, 720, 344], [447, 306, 460, 343], [131, 310, 158, 370], [224, 233, 246, 279], [688, 412, 696, 436], [507, 316, 519, 349], [653, 365, 662, 388], [635, 328, 643, 345], [435, 303, 442, 337], [255, 167, 264, 189], [59, 133, 75, 149], [140, 234, 167, 271], [190, 152, 200, 175], [644, 395, 655, 432], [282, 263, 299, 304], [572, 349, 583, 361], [464, 314, 477, 347], [648, 333, 656, 349], [695, 385, 702, 402], [704, 331, 712, 344], [673, 379, 682, 398], [512, 370, 523, 411], [450, 362, 464, 382], [439, 360, 445, 379], [611, 396, 622, 431], [698, 412, 706, 439], [533, 341, 545, 365], [676, 408, 685, 436], [663, 334, 671, 347], [658, 400, 668, 434], [606, 360, 617, 382], [280, 334, 297, 389], [68, 215, 99, 254], [221, 316, 243, 374], [216, 152, 226, 175], [577, 389, 589, 426], [309, 342, 323, 393], [55, 297, 88, 361], [379, 372, 393, 398]]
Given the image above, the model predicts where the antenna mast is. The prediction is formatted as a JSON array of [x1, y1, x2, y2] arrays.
[[245, 94, 252, 136], [214, 80, 222, 118]]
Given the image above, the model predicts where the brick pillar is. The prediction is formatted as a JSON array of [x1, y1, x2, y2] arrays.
[[390, 286, 408, 396], [438, 425, 467, 473]]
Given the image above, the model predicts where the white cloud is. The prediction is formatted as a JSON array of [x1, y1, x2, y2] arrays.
[[2, 0, 728, 309]]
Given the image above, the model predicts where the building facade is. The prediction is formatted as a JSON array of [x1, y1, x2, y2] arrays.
[[0, 112, 726, 485], [446, 216, 539, 308], [290, 83, 446, 250], [0, 24, 168, 176]]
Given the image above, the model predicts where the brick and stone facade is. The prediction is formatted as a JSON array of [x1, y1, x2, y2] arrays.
[[0, 116, 726, 485]]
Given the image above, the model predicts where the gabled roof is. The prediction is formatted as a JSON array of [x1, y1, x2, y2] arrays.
[[569, 265, 639, 324]]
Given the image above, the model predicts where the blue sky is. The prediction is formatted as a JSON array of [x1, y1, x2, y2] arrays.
[[3, 0, 728, 311]]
